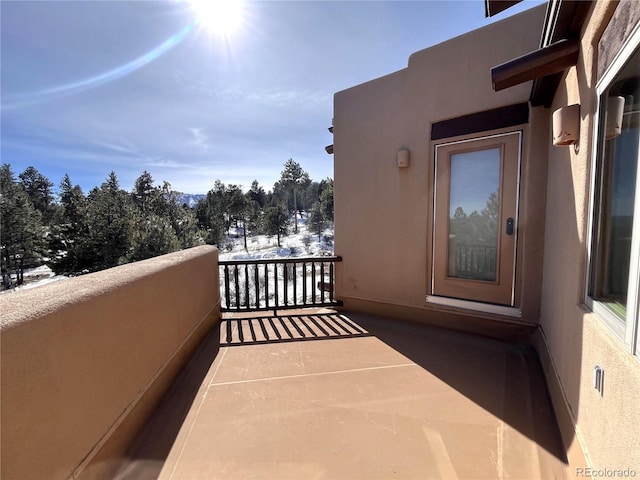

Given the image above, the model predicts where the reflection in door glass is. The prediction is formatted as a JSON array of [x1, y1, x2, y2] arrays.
[[448, 148, 501, 281]]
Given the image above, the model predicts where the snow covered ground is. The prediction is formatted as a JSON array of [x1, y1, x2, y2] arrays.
[[218, 214, 334, 261], [0, 265, 67, 294], [218, 214, 336, 310]]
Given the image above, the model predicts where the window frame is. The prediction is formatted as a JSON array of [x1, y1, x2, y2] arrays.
[[586, 23, 640, 356]]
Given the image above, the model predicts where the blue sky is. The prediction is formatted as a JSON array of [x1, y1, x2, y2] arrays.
[[1, 0, 544, 195]]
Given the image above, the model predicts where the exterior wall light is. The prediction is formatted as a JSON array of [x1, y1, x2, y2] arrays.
[[397, 149, 410, 168], [552, 104, 580, 146]]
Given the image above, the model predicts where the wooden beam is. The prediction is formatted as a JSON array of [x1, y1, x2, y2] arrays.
[[484, 0, 523, 18], [491, 39, 580, 92], [431, 103, 528, 141]]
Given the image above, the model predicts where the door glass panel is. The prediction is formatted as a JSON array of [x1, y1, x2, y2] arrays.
[[448, 148, 501, 281], [433, 133, 519, 306]]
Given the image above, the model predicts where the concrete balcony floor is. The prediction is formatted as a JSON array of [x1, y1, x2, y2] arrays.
[[116, 309, 578, 480]]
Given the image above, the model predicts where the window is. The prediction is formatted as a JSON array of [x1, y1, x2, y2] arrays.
[[588, 28, 640, 355]]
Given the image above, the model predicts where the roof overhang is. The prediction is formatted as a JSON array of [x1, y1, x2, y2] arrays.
[[488, 0, 592, 107], [484, 0, 523, 18]]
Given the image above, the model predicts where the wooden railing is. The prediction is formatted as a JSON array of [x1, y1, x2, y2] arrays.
[[219, 256, 342, 313], [454, 244, 497, 280]]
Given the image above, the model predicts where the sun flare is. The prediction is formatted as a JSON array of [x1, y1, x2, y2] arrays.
[[188, 0, 245, 37]]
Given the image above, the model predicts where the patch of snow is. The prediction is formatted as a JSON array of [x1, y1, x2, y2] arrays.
[[18, 276, 68, 290], [25, 265, 54, 276], [218, 213, 333, 261], [218, 214, 335, 309], [1, 265, 68, 294]]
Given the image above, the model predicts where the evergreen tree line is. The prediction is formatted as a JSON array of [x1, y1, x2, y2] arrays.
[[0, 159, 333, 288], [196, 159, 334, 250]]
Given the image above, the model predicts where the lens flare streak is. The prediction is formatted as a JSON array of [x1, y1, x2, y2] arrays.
[[3, 22, 195, 110]]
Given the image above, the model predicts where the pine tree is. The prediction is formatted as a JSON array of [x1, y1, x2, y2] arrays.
[[172, 203, 201, 249], [0, 164, 46, 286], [195, 180, 228, 246], [129, 175, 201, 260], [248, 180, 267, 208], [261, 203, 290, 248], [49, 174, 92, 275], [132, 170, 158, 215], [18, 166, 55, 224], [85, 171, 134, 270], [224, 184, 260, 250], [279, 159, 310, 233], [159, 181, 200, 250], [129, 212, 180, 261], [129, 172, 174, 261], [244, 191, 261, 243], [226, 184, 246, 231], [308, 202, 326, 241], [319, 178, 334, 223]]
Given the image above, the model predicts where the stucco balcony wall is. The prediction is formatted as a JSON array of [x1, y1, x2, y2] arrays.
[[0, 245, 221, 480]]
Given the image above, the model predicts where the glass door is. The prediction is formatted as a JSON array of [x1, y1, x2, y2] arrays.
[[432, 132, 521, 306]]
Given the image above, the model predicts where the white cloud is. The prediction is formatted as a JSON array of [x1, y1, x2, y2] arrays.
[[189, 127, 210, 149]]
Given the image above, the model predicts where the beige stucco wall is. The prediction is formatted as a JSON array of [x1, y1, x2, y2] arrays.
[[334, 5, 548, 336], [0, 245, 221, 480], [539, 0, 640, 471]]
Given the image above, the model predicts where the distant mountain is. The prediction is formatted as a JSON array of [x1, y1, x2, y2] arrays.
[[175, 193, 206, 208]]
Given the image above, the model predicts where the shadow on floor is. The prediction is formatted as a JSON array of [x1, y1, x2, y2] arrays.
[[343, 311, 569, 465], [114, 325, 223, 480], [221, 312, 372, 346], [117, 310, 569, 478]]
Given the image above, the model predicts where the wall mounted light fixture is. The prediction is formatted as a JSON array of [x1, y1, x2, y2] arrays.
[[397, 149, 410, 168], [552, 104, 580, 146]]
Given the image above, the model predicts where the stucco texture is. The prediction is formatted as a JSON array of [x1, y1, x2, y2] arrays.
[[334, 5, 547, 327], [539, 0, 640, 471], [1, 245, 221, 480]]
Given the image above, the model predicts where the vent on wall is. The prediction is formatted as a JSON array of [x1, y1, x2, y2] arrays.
[[594, 365, 605, 396]]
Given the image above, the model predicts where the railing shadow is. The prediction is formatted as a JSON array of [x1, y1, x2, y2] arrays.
[[117, 309, 569, 478], [221, 313, 371, 346], [115, 312, 369, 479]]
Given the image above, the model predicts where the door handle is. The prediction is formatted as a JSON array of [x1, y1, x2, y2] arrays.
[[506, 218, 514, 236]]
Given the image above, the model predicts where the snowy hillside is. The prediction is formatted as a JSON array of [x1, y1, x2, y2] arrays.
[[218, 213, 334, 261]]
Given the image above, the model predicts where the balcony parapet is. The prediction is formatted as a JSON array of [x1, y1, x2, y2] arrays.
[[1, 245, 221, 480]]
